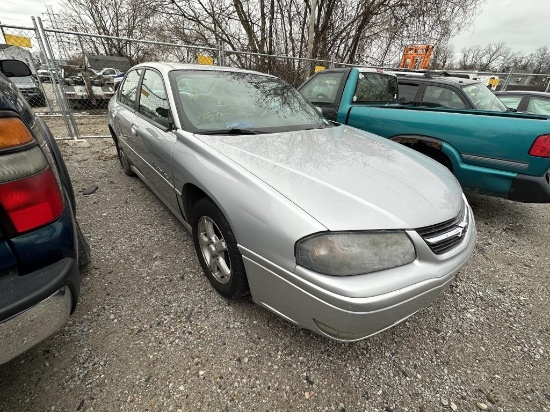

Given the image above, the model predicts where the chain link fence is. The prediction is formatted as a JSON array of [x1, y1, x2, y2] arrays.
[[1, 18, 549, 139]]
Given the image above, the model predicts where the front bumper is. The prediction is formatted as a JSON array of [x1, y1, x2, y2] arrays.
[[507, 170, 550, 203], [0, 257, 78, 364], [241, 206, 476, 342], [19, 90, 45, 105]]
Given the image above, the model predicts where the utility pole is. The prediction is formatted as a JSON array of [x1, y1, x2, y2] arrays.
[[306, 0, 318, 76]]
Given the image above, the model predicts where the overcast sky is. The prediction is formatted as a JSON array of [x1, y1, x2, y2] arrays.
[[1, 0, 549, 56], [452, 0, 550, 55]]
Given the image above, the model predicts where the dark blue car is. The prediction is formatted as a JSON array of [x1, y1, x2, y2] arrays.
[[0, 59, 90, 365]]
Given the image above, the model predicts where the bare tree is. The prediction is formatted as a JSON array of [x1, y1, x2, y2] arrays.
[[58, 0, 164, 63], [55, 0, 495, 78], [429, 41, 455, 69]]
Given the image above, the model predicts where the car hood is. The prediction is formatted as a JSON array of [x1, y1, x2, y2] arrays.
[[195, 125, 463, 230]]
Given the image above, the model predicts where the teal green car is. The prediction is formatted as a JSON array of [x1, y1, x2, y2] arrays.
[[299, 68, 550, 203]]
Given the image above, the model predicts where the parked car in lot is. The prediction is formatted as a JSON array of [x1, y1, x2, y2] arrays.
[[392, 71, 509, 111], [0, 59, 90, 365], [37, 69, 53, 83], [495, 90, 550, 116], [93, 67, 123, 79], [108, 63, 476, 341], [9, 74, 46, 107], [299, 68, 550, 203]]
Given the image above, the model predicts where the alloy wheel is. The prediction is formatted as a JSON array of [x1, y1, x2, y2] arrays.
[[197, 216, 231, 284]]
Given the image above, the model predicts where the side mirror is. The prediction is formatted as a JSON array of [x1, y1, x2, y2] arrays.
[[0, 59, 32, 77], [156, 107, 169, 118]]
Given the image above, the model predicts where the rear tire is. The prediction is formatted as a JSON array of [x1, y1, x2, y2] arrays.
[[191, 198, 249, 300]]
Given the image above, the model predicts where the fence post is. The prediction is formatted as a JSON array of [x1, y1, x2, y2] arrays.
[[32, 16, 74, 139], [330, 55, 335, 69], [501, 67, 515, 92], [34, 17, 80, 139], [218, 41, 225, 66]]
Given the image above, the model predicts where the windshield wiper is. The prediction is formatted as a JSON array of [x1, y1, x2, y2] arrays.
[[197, 128, 258, 135]]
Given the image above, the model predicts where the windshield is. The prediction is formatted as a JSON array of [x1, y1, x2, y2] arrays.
[[170, 70, 329, 133], [10, 76, 36, 86], [463, 83, 507, 112]]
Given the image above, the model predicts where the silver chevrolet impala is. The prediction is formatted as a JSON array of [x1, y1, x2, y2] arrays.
[[108, 63, 476, 341]]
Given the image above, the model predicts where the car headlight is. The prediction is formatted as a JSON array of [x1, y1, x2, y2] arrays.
[[295, 231, 416, 276]]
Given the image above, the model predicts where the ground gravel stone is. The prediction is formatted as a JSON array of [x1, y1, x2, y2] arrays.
[[0, 134, 549, 411]]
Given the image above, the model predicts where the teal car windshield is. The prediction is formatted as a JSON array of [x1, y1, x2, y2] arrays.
[[463, 83, 507, 112], [170, 70, 329, 133]]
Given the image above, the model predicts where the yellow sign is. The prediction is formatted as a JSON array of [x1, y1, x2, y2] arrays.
[[488, 77, 500, 86], [4, 34, 32, 48], [197, 55, 214, 65], [314, 65, 325, 73]]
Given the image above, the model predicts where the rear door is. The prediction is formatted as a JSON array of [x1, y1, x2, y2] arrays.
[[132, 68, 179, 212], [113, 68, 143, 168]]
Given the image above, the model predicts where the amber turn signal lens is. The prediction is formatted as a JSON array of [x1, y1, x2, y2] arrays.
[[0, 117, 34, 149]]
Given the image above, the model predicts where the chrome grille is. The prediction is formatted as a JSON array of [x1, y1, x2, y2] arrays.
[[416, 202, 469, 254]]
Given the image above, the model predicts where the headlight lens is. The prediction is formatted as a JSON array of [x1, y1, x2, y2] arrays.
[[295, 231, 416, 276]]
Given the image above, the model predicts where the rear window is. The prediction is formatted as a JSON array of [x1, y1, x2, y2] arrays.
[[354, 72, 397, 103]]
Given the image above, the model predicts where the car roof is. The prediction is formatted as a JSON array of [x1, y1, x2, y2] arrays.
[[130, 62, 275, 79], [494, 90, 550, 97], [395, 75, 479, 87]]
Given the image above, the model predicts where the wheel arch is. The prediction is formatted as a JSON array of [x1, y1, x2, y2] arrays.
[[181, 183, 209, 222], [181, 182, 243, 245], [390, 134, 461, 172]]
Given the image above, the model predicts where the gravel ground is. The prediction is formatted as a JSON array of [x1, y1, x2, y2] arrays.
[[0, 134, 549, 412]]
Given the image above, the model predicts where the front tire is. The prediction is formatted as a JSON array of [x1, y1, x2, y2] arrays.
[[191, 198, 249, 300]]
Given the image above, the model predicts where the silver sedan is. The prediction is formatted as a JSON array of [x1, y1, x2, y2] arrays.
[[108, 63, 476, 341]]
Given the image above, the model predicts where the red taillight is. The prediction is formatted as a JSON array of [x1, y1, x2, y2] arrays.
[[0, 168, 64, 233], [529, 135, 550, 157]]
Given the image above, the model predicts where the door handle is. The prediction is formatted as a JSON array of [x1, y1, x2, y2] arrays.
[[131, 124, 138, 136]]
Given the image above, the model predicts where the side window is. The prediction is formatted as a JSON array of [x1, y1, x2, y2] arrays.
[[354, 72, 397, 103], [527, 97, 550, 116], [397, 83, 419, 104], [119, 69, 142, 108], [138, 69, 171, 128], [299, 72, 345, 105], [421, 85, 466, 109], [498, 95, 522, 110]]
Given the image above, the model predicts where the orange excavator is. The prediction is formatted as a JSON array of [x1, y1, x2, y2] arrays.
[[399, 44, 434, 69]]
